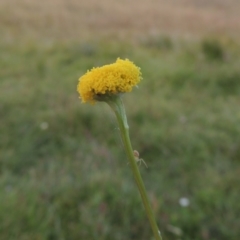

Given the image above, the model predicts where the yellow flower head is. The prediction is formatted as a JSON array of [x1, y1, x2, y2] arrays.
[[77, 58, 142, 103]]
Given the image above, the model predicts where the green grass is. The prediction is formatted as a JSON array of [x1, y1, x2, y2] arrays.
[[1, 37, 240, 240]]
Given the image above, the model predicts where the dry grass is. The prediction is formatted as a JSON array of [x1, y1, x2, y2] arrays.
[[1, 0, 240, 41]]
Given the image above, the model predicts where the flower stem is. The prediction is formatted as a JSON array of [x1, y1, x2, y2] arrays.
[[107, 96, 162, 240]]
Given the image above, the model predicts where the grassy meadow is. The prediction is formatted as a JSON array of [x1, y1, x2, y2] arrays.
[[1, 1, 240, 240]]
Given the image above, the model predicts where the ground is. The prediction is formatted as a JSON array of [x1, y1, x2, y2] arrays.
[[1, 0, 240, 41]]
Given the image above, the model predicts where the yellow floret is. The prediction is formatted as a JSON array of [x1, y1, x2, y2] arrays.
[[77, 58, 142, 103]]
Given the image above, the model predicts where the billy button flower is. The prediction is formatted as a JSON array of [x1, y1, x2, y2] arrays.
[[77, 58, 142, 103], [77, 58, 162, 240]]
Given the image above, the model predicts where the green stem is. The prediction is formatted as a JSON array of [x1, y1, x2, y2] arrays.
[[106, 96, 162, 240]]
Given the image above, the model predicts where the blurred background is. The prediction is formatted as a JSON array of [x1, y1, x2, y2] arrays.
[[1, 0, 240, 239]]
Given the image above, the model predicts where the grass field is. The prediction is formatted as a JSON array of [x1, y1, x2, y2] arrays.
[[1, 1, 240, 239]]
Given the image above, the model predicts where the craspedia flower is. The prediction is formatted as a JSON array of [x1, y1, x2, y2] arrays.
[[77, 58, 142, 103]]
